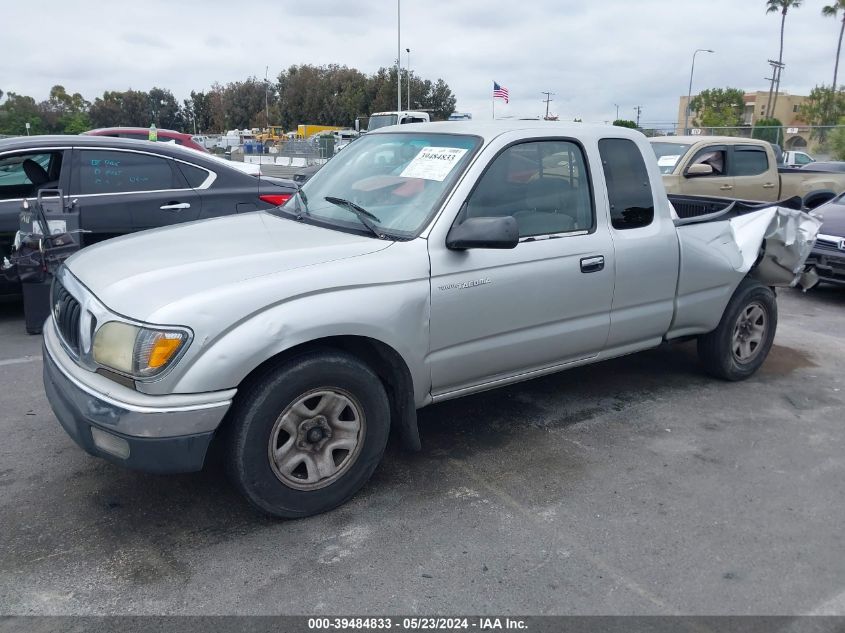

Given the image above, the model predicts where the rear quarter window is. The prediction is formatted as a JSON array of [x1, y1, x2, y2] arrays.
[[176, 162, 212, 188], [598, 138, 655, 230]]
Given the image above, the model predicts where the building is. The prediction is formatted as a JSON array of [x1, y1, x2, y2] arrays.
[[676, 91, 810, 149]]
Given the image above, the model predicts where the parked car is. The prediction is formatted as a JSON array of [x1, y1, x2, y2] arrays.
[[651, 136, 845, 208], [84, 127, 208, 153], [802, 161, 845, 173], [805, 193, 845, 285], [292, 163, 323, 184], [0, 135, 296, 294], [783, 150, 815, 167], [42, 122, 819, 518]]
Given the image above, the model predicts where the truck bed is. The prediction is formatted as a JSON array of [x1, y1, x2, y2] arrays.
[[668, 193, 803, 224]]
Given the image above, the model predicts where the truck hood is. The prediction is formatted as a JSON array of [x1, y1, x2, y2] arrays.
[[65, 212, 391, 319]]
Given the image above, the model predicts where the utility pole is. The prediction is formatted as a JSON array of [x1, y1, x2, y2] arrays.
[[765, 59, 785, 116], [541, 91, 555, 120], [634, 105, 642, 128]]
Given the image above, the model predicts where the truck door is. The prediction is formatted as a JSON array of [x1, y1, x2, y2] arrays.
[[598, 138, 680, 352], [730, 144, 776, 201], [428, 139, 615, 396], [678, 144, 734, 198]]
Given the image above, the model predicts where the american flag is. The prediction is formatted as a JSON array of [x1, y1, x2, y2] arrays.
[[493, 81, 509, 104]]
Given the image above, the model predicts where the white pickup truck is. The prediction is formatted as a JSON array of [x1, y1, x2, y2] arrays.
[[43, 122, 819, 517]]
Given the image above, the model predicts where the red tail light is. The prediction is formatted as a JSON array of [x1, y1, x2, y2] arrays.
[[259, 193, 292, 207]]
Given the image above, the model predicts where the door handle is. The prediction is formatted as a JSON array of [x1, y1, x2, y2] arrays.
[[719, 185, 733, 190], [580, 255, 604, 273], [160, 202, 191, 211], [763, 183, 776, 188]]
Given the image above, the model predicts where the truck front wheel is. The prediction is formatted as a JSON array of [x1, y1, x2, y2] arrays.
[[226, 351, 390, 518], [697, 279, 777, 381]]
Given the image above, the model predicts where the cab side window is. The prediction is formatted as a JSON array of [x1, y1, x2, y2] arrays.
[[731, 146, 769, 177], [598, 138, 655, 230], [687, 147, 727, 176], [464, 140, 594, 237]]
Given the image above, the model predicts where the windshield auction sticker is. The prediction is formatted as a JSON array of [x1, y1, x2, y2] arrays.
[[400, 147, 469, 181]]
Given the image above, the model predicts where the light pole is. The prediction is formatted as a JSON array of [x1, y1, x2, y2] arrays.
[[684, 48, 714, 134], [397, 0, 402, 112], [406, 48, 411, 110], [264, 65, 270, 127], [613, 103, 619, 120]]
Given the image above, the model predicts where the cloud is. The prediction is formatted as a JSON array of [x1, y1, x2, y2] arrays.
[[0, 0, 836, 128]]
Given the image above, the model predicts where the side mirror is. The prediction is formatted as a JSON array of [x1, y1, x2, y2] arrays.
[[685, 163, 714, 177], [446, 216, 519, 250]]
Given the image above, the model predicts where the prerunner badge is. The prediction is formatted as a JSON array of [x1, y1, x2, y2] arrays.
[[400, 146, 469, 181]]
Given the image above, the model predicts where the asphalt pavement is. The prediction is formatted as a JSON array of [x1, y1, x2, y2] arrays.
[[0, 287, 844, 615]]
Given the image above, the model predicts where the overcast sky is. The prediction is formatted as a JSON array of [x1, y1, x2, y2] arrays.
[[1, 0, 840, 127]]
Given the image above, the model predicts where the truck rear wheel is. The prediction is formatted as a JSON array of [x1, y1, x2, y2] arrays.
[[697, 279, 777, 381], [226, 351, 390, 518]]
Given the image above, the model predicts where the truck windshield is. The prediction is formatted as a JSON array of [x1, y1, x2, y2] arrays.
[[651, 142, 692, 174], [367, 114, 399, 131], [271, 132, 481, 238]]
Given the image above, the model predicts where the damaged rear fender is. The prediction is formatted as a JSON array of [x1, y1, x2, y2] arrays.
[[667, 205, 821, 339]]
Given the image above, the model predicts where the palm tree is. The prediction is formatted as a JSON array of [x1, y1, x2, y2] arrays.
[[766, 0, 803, 115], [823, 0, 845, 94]]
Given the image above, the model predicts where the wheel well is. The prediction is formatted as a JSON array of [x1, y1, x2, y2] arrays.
[[228, 336, 421, 452], [803, 191, 835, 209]]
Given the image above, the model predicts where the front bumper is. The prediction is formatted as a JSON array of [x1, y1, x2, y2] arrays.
[[806, 246, 845, 286], [42, 322, 234, 474]]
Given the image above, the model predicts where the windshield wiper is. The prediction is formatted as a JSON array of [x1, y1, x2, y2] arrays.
[[324, 196, 390, 239], [293, 188, 309, 220]]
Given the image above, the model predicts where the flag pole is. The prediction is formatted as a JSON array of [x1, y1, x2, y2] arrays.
[[492, 81, 495, 120]]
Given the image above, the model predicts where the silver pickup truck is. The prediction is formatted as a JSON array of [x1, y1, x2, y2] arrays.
[[42, 122, 820, 518]]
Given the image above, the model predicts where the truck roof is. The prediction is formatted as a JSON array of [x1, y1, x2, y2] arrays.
[[369, 120, 645, 144], [649, 135, 769, 145]]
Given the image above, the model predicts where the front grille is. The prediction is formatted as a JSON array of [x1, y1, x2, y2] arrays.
[[815, 238, 843, 252], [52, 280, 82, 354]]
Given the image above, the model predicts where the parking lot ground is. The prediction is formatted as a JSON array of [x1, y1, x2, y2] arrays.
[[0, 287, 844, 615]]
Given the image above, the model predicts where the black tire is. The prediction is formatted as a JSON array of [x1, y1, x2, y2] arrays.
[[697, 278, 777, 381], [225, 351, 390, 518]]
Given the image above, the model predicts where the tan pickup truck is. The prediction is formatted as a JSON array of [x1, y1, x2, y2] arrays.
[[650, 136, 845, 208]]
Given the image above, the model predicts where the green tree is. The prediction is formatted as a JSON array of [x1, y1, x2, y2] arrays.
[[823, 1, 845, 96], [766, 0, 803, 114], [0, 92, 44, 135], [89, 89, 151, 128], [799, 85, 845, 140], [612, 119, 638, 128], [148, 87, 182, 129], [752, 117, 784, 143], [829, 116, 845, 158], [689, 88, 746, 129], [37, 85, 91, 133]]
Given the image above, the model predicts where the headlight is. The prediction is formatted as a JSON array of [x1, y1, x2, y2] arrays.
[[92, 321, 189, 378]]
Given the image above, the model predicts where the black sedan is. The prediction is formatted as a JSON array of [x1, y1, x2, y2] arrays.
[[0, 135, 296, 294], [807, 193, 845, 286]]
